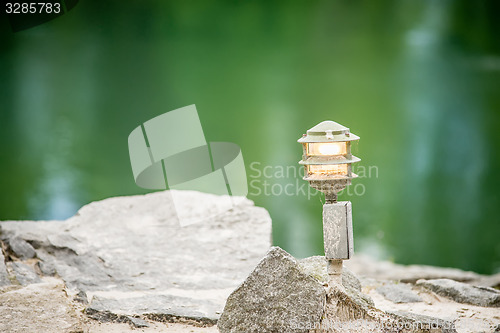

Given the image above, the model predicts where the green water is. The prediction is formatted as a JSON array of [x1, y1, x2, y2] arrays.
[[1, 0, 499, 274]]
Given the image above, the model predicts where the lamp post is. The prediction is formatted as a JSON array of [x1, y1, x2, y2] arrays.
[[298, 121, 360, 285]]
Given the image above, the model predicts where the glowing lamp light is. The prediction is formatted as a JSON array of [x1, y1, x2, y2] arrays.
[[298, 120, 361, 285], [298, 120, 360, 202], [307, 164, 348, 177], [307, 142, 347, 156]]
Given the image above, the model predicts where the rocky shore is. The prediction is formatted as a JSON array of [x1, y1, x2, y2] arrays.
[[0, 191, 498, 332]]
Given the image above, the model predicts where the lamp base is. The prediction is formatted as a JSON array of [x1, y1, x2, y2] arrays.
[[308, 179, 352, 203], [323, 201, 353, 260], [327, 259, 343, 285]]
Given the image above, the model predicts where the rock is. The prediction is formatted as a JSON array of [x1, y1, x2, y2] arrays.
[[376, 283, 423, 303], [0, 190, 272, 324], [37, 260, 56, 276], [473, 272, 500, 289], [297, 255, 375, 307], [0, 278, 84, 333], [218, 247, 326, 333], [417, 279, 500, 307], [7, 237, 36, 260], [127, 316, 149, 328], [298, 255, 362, 291], [388, 311, 457, 333], [86, 294, 221, 325], [2, 191, 498, 331], [345, 254, 481, 284], [0, 250, 10, 287], [9, 262, 41, 285], [220, 247, 456, 333], [318, 284, 457, 332], [74, 290, 88, 304]]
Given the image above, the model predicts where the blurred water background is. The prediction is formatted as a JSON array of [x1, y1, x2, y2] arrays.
[[1, 0, 499, 274]]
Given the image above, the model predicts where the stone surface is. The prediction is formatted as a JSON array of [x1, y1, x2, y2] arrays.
[[128, 316, 149, 328], [319, 286, 457, 333], [220, 247, 457, 333], [297, 255, 376, 308], [0, 250, 10, 287], [298, 255, 362, 291], [9, 261, 42, 285], [37, 260, 56, 276], [345, 254, 483, 284], [1, 191, 500, 332], [218, 247, 327, 333], [0, 278, 84, 333], [7, 236, 36, 260], [376, 283, 423, 303], [473, 272, 500, 289], [388, 311, 457, 333], [417, 278, 500, 307], [0, 190, 272, 324], [86, 293, 221, 325]]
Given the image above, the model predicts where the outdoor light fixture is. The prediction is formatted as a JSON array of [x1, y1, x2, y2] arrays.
[[298, 121, 360, 284]]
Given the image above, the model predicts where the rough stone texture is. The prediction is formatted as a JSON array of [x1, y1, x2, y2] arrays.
[[0, 278, 84, 333], [86, 294, 221, 325], [417, 278, 500, 307], [376, 283, 423, 303], [298, 255, 375, 308], [0, 250, 10, 287], [220, 247, 457, 333], [473, 272, 500, 289], [7, 236, 36, 260], [1, 191, 500, 332], [298, 256, 362, 291], [37, 260, 56, 276], [388, 311, 457, 333], [318, 286, 457, 333], [218, 247, 327, 333], [9, 261, 42, 285], [128, 316, 150, 328], [0, 190, 272, 324]]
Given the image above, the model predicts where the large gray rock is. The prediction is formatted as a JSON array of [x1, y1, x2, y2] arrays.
[[0, 190, 272, 324], [417, 278, 500, 307], [218, 247, 326, 333], [219, 247, 456, 333]]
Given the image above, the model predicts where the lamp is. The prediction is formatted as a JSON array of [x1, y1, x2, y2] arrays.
[[298, 120, 361, 284]]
